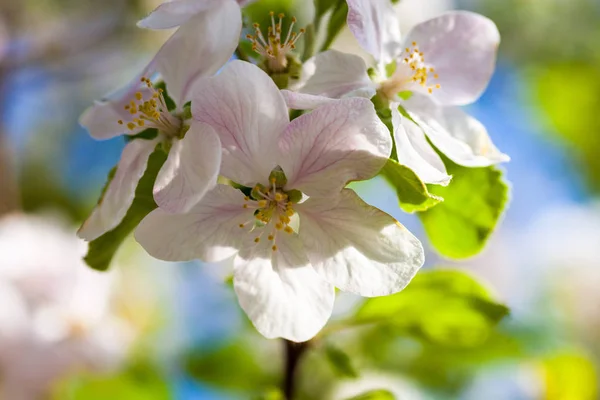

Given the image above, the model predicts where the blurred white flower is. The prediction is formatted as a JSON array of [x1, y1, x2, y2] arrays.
[[135, 61, 424, 342], [0, 214, 136, 400]]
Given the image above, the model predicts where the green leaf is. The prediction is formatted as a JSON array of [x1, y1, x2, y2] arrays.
[[185, 342, 277, 391], [320, 1, 348, 51], [83, 146, 167, 271], [379, 159, 442, 213], [355, 270, 509, 347], [418, 153, 509, 259], [325, 345, 359, 378], [346, 390, 395, 400]]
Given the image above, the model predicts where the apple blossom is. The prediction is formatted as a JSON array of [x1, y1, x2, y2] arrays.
[[135, 61, 424, 342], [284, 4, 508, 185], [0, 214, 135, 399], [77, 1, 242, 240]]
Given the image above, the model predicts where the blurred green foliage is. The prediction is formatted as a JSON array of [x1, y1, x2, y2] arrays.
[[542, 352, 598, 400], [52, 359, 170, 400], [347, 390, 395, 400]]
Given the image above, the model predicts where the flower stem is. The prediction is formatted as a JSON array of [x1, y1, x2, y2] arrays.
[[282, 339, 310, 400]]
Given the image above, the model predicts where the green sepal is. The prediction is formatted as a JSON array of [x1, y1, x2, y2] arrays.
[[286, 189, 303, 204], [83, 146, 168, 271], [124, 128, 159, 143], [418, 152, 510, 259], [268, 166, 288, 187], [379, 159, 442, 213]]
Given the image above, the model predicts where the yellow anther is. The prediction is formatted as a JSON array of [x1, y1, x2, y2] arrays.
[[127, 122, 136, 130], [239, 223, 245, 228], [274, 193, 284, 202], [137, 120, 145, 127], [117, 120, 123, 125], [268, 234, 274, 241], [284, 226, 293, 234], [135, 92, 143, 101], [243, 204, 249, 209], [285, 209, 294, 217], [254, 237, 260, 243], [275, 223, 283, 230], [257, 200, 268, 208], [272, 245, 278, 251], [244, 196, 249, 201]]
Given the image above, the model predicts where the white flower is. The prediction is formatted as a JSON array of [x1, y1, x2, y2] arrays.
[[135, 61, 424, 342], [77, 0, 242, 240], [0, 214, 135, 399], [285, 3, 508, 185], [137, 0, 252, 30]]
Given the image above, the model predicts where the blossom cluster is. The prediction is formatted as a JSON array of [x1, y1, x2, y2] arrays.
[[78, 0, 507, 342]]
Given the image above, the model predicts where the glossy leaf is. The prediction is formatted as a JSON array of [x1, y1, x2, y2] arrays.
[[419, 153, 509, 259], [380, 159, 442, 213], [356, 270, 509, 347]]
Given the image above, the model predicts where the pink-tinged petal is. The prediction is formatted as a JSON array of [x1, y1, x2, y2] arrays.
[[137, 0, 223, 30], [404, 11, 500, 105], [192, 61, 289, 186], [405, 94, 509, 167], [156, 0, 242, 106], [234, 236, 335, 342], [391, 105, 450, 185], [280, 98, 390, 197], [79, 65, 157, 140], [300, 50, 375, 98], [346, 0, 402, 64], [281, 91, 338, 110], [78, 138, 160, 241], [298, 188, 424, 297], [153, 122, 221, 213], [135, 184, 247, 262]]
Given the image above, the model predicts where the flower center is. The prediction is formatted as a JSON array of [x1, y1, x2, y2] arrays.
[[238, 177, 300, 252], [379, 42, 441, 100], [117, 77, 182, 137], [246, 12, 305, 73]]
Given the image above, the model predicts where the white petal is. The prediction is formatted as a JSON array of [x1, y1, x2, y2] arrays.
[[281, 91, 338, 110], [404, 94, 509, 167], [392, 105, 450, 185], [280, 98, 390, 197], [78, 138, 159, 241], [153, 122, 221, 213], [79, 67, 156, 140], [156, 0, 242, 106], [137, 0, 223, 29], [135, 184, 248, 262], [233, 237, 335, 342], [300, 50, 375, 98], [404, 11, 500, 105], [192, 61, 289, 186], [298, 188, 424, 297], [346, 0, 402, 64]]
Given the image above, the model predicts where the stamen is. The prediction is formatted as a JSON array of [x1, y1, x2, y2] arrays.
[[247, 13, 306, 72], [117, 77, 182, 136]]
